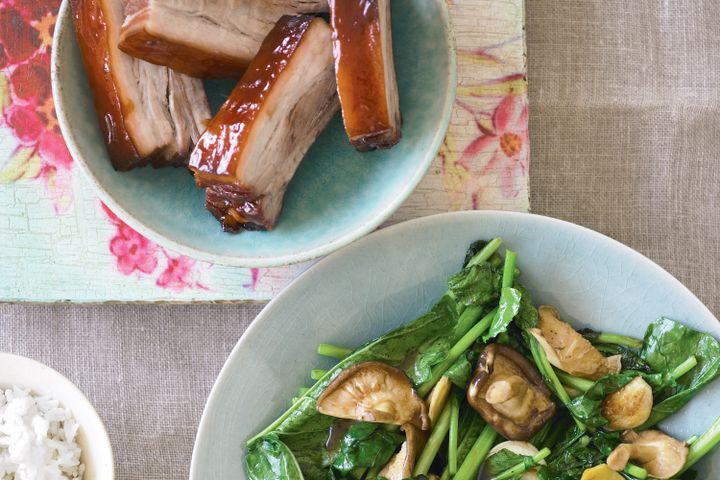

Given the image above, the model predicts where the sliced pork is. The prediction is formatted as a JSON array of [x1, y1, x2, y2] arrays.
[[118, 0, 329, 78], [71, 0, 210, 171], [189, 15, 339, 232], [330, 0, 401, 151]]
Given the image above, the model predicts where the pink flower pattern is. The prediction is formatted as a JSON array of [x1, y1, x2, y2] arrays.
[[103, 204, 207, 292], [458, 92, 529, 202], [0, 3, 73, 212]]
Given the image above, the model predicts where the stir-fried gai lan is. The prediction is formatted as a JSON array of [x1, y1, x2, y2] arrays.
[[246, 239, 720, 480]]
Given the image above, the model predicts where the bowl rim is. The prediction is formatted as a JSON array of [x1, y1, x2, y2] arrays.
[[50, 0, 459, 267], [0, 352, 115, 480], [189, 210, 718, 478]]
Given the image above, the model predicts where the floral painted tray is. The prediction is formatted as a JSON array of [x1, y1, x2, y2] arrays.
[[0, 0, 529, 302]]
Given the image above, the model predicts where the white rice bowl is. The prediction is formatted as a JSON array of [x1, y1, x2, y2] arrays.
[[0, 387, 84, 480]]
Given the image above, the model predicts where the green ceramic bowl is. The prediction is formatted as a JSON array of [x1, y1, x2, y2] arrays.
[[51, 0, 456, 267]]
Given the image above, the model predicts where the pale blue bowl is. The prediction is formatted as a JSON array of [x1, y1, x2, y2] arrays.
[[51, 0, 456, 267], [192, 211, 720, 479]]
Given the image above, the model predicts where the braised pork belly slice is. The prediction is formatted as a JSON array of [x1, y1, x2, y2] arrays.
[[71, 0, 210, 170], [189, 15, 339, 232], [118, 0, 329, 78], [330, 0, 401, 151]]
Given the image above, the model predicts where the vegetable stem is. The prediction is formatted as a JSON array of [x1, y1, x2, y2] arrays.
[[595, 332, 644, 349], [448, 395, 460, 475], [310, 369, 327, 380], [490, 447, 551, 480], [466, 238, 503, 268], [414, 401, 453, 475], [624, 463, 647, 479], [554, 369, 594, 393], [454, 305, 483, 341], [453, 424, 498, 480], [418, 308, 498, 397], [528, 335, 586, 432], [501, 250, 517, 288], [670, 355, 698, 381], [317, 343, 353, 359], [680, 415, 720, 474]]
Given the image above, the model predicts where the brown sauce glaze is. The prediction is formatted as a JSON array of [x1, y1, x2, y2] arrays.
[[189, 15, 314, 178], [71, 0, 143, 171], [119, 10, 249, 79], [188, 15, 321, 232], [330, 0, 400, 151]]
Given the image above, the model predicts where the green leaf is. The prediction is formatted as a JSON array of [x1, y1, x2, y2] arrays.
[[277, 419, 336, 479], [640, 317, 720, 427], [538, 433, 604, 480], [444, 350, 479, 389], [483, 287, 522, 341], [462, 240, 491, 267], [330, 423, 404, 474], [456, 405, 486, 467], [246, 434, 305, 480], [594, 343, 651, 372], [590, 430, 620, 455], [405, 337, 452, 385], [486, 449, 533, 477], [514, 284, 539, 330], [447, 263, 502, 308], [567, 372, 638, 429]]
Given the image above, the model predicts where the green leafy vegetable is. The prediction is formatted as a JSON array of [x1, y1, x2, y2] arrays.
[[277, 419, 336, 479], [444, 350, 478, 389], [414, 401, 453, 475], [594, 343, 651, 372], [514, 284, 539, 330], [483, 287, 522, 342], [538, 433, 604, 480], [491, 448, 551, 480], [483, 250, 520, 342], [567, 372, 638, 429], [447, 263, 502, 309], [246, 434, 305, 480], [453, 423, 497, 480], [640, 318, 720, 427], [590, 430, 620, 455], [527, 333, 585, 431], [456, 406, 487, 466], [406, 338, 452, 385], [580, 329, 644, 349], [680, 415, 720, 475], [330, 423, 404, 474], [486, 449, 533, 476]]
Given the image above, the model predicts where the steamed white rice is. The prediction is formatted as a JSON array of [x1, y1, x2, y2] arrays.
[[0, 387, 84, 480]]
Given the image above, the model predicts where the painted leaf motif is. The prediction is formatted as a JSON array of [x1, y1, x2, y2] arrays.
[[0, 146, 41, 181]]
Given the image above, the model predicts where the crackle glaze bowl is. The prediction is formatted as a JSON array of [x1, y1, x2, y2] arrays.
[[191, 211, 720, 479], [51, 0, 456, 267]]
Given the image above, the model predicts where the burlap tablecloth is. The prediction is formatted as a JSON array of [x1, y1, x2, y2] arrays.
[[2, 1, 719, 478]]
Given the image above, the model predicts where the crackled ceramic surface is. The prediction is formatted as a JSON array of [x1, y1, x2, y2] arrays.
[[1, 0, 530, 301], [191, 211, 720, 479], [51, 0, 455, 267]]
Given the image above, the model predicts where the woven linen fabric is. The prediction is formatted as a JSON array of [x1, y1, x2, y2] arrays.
[[0, 303, 262, 480], [527, 0, 720, 315], [2, 0, 720, 479]]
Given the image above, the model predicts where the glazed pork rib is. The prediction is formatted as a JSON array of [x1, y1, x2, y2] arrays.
[[330, 0, 401, 151], [118, 0, 329, 78], [189, 15, 339, 232], [71, 0, 210, 171]]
